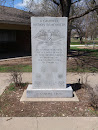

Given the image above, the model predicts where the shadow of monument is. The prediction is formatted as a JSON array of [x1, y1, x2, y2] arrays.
[[67, 83, 81, 92]]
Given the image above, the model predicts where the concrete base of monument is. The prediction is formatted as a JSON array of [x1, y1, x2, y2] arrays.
[[26, 84, 73, 98], [20, 90, 79, 102]]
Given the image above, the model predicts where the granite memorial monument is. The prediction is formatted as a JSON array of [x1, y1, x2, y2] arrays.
[[27, 17, 73, 98]]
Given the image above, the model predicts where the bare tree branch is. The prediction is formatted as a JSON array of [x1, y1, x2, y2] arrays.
[[71, 0, 79, 5], [69, 5, 98, 21], [92, 0, 96, 5], [52, 0, 60, 6]]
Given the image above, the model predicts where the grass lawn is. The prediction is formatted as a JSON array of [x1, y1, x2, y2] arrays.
[[70, 47, 98, 53], [71, 38, 98, 45], [0, 65, 32, 72], [67, 47, 98, 72], [71, 42, 83, 45]]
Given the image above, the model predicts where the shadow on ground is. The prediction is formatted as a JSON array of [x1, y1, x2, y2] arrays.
[[71, 83, 81, 91]]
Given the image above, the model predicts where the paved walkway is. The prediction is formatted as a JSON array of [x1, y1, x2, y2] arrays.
[[0, 72, 98, 95], [0, 117, 98, 130], [0, 73, 10, 95]]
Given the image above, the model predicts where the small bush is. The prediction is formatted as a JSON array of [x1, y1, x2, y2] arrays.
[[90, 94, 98, 110], [9, 66, 23, 88]]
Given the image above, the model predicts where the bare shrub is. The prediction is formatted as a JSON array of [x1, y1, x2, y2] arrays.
[[71, 52, 97, 86], [9, 66, 23, 87], [87, 85, 98, 110]]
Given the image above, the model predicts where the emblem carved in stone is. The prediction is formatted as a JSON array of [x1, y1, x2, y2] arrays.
[[34, 29, 64, 46]]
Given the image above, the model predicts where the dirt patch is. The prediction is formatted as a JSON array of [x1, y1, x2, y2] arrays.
[[0, 84, 98, 117]]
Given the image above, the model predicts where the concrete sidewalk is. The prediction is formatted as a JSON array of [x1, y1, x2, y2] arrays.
[[0, 117, 98, 130], [0, 73, 10, 95], [0, 73, 98, 95]]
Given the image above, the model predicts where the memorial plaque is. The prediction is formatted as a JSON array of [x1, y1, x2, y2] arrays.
[[27, 17, 73, 98]]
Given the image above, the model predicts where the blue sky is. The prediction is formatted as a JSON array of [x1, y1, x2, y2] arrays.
[[14, 0, 27, 9], [14, 0, 22, 7], [4, 0, 40, 9], [3, 0, 29, 9]]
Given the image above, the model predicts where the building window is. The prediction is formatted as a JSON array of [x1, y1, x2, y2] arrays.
[[0, 30, 16, 42]]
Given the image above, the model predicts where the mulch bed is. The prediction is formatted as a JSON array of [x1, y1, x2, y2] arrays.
[[0, 84, 98, 117]]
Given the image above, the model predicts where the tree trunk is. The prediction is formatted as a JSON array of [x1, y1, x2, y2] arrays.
[[80, 37, 83, 44], [60, 0, 71, 17], [67, 30, 71, 54], [91, 35, 93, 40], [60, 0, 71, 53]]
